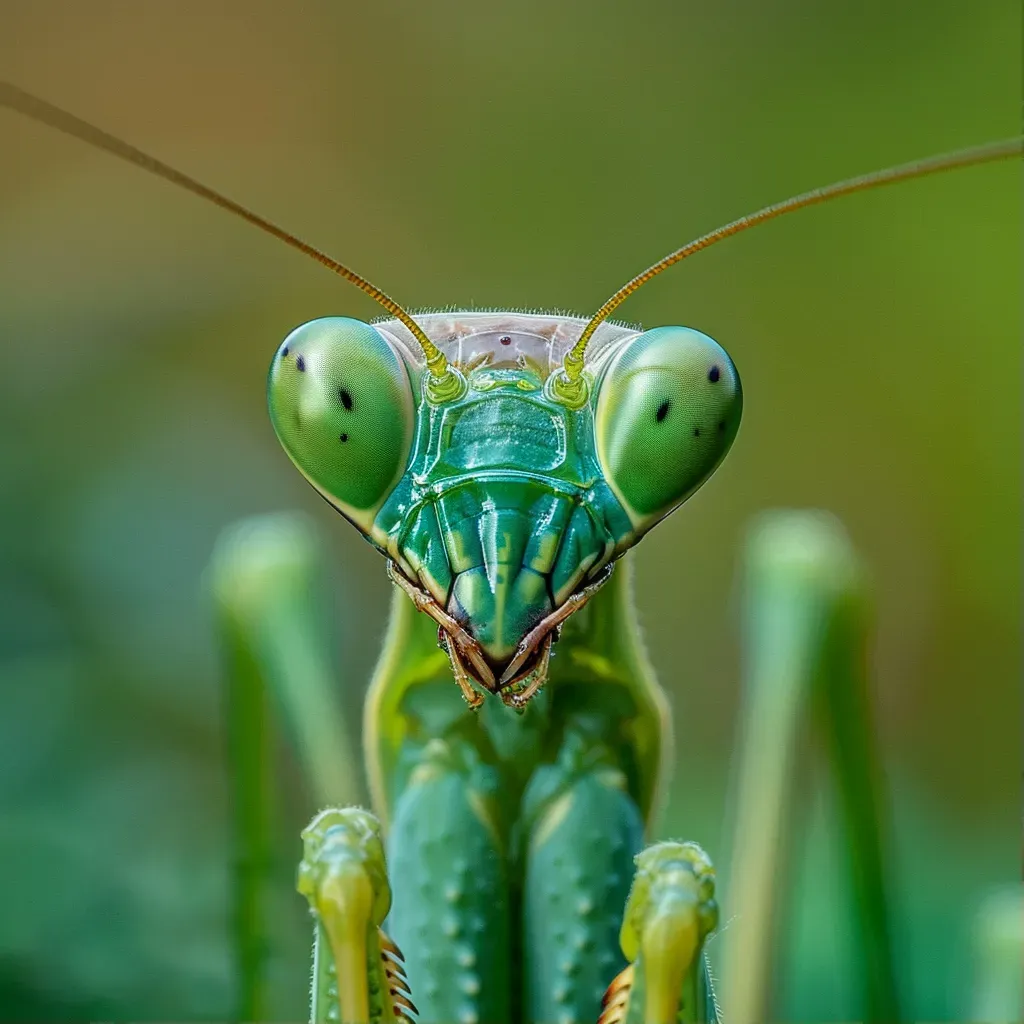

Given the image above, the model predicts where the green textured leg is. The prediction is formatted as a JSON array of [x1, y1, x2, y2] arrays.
[[385, 736, 512, 1024], [599, 843, 719, 1024], [298, 808, 416, 1024], [522, 728, 645, 1023]]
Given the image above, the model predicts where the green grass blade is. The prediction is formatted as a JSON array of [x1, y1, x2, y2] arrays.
[[208, 521, 275, 1022], [210, 512, 358, 807], [719, 510, 899, 1022], [812, 531, 898, 1022], [208, 512, 359, 1021], [969, 887, 1023, 1023]]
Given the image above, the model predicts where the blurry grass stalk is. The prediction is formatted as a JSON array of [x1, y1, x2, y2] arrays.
[[208, 512, 359, 1021], [719, 510, 899, 1023], [969, 886, 1023, 1022]]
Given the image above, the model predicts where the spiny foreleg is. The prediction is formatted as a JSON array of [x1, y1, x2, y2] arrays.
[[297, 807, 416, 1024], [385, 735, 513, 1024], [600, 842, 719, 1024], [520, 728, 646, 1022]]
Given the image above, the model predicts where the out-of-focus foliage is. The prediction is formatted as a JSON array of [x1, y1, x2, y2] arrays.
[[969, 887, 1024, 1023], [0, 1, 1018, 1020]]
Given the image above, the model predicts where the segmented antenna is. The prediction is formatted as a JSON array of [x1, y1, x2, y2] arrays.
[[554, 136, 1022, 401], [0, 80, 460, 390]]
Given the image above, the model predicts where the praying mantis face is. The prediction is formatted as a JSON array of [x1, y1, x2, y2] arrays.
[[266, 312, 742, 704]]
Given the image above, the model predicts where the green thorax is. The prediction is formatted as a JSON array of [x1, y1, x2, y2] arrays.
[[372, 316, 636, 667]]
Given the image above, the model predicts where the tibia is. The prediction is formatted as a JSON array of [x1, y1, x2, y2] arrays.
[[600, 842, 720, 1024], [297, 808, 416, 1024]]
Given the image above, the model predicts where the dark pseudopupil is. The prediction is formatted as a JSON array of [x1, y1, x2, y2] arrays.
[[656, 399, 671, 423], [708, 364, 720, 383], [339, 386, 353, 442]]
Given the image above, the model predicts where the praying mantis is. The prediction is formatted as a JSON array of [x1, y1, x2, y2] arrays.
[[2, 79, 1019, 1024]]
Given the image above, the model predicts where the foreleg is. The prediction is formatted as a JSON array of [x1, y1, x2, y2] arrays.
[[520, 729, 645, 1022], [600, 842, 719, 1024], [386, 735, 513, 1024], [297, 808, 415, 1024]]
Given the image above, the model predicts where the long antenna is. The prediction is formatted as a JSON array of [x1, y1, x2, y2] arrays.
[[555, 136, 1022, 397], [0, 80, 459, 389]]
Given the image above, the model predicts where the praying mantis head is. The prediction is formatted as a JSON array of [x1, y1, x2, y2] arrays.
[[266, 311, 742, 706]]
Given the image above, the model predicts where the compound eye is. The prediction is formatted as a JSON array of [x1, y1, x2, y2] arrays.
[[595, 326, 742, 527], [268, 317, 414, 530]]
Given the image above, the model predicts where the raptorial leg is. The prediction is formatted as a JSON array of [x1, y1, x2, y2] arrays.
[[600, 842, 720, 1024], [520, 731, 646, 1023], [297, 807, 416, 1024], [386, 736, 513, 1024]]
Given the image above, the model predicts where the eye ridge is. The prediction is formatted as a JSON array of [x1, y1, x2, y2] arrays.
[[339, 387, 354, 411], [655, 399, 671, 423]]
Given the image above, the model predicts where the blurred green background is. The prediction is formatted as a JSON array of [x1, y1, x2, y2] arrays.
[[0, 0, 1018, 1020]]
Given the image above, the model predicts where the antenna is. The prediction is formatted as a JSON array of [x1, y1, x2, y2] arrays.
[[0, 80, 462, 393], [554, 136, 1023, 402]]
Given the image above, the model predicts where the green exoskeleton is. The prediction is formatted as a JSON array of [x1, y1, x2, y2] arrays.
[[268, 311, 741, 709], [3, 79, 1019, 1024], [278, 308, 736, 1022]]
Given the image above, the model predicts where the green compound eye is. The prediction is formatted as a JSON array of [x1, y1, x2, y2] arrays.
[[595, 326, 742, 527], [268, 317, 415, 531]]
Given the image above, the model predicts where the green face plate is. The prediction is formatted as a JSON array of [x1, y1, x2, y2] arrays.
[[270, 312, 741, 676]]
